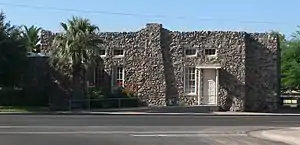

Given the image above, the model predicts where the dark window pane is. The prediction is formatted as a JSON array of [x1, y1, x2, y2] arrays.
[[204, 49, 216, 55], [113, 49, 124, 56], [185, 49, 196, 56], [100, 49, 105, 56]]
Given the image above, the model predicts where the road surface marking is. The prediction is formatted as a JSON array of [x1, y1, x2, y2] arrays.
[[131, 133, 247, 137], [0, 131, 182, 134], [0, 131, 120, 134], [0, 131, 247, 136], [0, 131, 247, 134], [270, 121, 299, 123], [0, 126, 119, 128], [0, 125, 272, 128]]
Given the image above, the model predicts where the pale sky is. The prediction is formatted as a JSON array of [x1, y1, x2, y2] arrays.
[[1, 0, 299, 38]]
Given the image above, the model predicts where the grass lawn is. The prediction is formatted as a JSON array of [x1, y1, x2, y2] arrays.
[[0, 106, 50, 112]]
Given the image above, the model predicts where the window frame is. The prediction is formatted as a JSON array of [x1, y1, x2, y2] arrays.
[[111, 66, 125, 88], [184, 47, 197, 57], [204, 48, 217, 56], [113, 48, 125, 58], [184, 66, 197, 95], [94, 66, 105, 86], [99, 49, 106, 57]]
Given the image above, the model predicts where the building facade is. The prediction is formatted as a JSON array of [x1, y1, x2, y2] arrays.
[[41, 23, 280, 112]]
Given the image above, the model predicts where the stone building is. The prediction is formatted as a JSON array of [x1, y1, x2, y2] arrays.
[[40, 23, 280, 112]]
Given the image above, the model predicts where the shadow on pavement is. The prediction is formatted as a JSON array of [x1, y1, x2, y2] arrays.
[[277, 107, 300, 113]]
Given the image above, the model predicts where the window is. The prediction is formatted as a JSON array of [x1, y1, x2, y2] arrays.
[[204, 49, 216, 56], [113, 49, 124, 57], [184, 67, 196, 94], [100, 49, 106, 56], [185, 48, 197, 56], [94, 66, 105, 86], [112, 66, 124, 86]]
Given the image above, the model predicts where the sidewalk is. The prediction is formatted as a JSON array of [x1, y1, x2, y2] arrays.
[[250, 128, 300, 145], [0, 106, 300, 116], [83, 111, 300, 116], [1, 110, 300, 116]]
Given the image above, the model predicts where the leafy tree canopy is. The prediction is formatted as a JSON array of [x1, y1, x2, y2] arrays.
[[0, 11, 27, 87], [279, 27, 300, 91]]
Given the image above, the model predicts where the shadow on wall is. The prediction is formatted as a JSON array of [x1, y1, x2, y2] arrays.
[[245, 34, 280, 112], [91, 58, 111, 96], [160, 29, 180, 106], [47, 59, 72, 110], [89, 58, 148, 108], [218, 69, 245, 111], [20, 57, 72, 109]]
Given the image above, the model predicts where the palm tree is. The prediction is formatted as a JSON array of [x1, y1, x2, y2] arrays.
[[50, 16, 104, 108], [21, 25, 42, 53]]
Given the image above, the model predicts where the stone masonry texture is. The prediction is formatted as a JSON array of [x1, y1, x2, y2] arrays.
[[40, 23, 280, 112]]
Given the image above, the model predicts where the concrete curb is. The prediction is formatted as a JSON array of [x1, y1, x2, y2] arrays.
[[212, 112, 300, 116], [248, 128, 300, 145], [95, 112, 300, 116], [0, 111, 300, 116]]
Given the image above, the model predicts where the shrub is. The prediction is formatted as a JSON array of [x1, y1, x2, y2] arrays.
[[0, 87, 48, 106], [87, 83, 141, 109], [111, 82, 138, 98], [86, 86, 105, 99]]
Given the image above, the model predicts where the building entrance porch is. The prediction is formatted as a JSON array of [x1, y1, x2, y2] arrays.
[[196, 65, 220, 106]]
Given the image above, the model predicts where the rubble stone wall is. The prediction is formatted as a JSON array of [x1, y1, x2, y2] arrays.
[[40, 23, 280, 112], [245, 33, 280, 112]]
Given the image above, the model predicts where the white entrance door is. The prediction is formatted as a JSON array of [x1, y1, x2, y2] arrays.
[[202, 69, 217, 105]]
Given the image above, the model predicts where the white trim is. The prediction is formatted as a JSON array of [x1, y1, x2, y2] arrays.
[[100, 49, 106, 58], [112, 55, 124, 58], [111, 66, 125, 91], [215, 68, 219, 105], [185, 93, 197, 96], [184, 47, 197, 57], [200, 68, 220, 106], [197, 68, 201, 105], [183, 66, 197, 95], [122, 67, 125, 86], [196, 65, 221, 69], [204, 48, 217, 56], [185, 54, 197, 58]]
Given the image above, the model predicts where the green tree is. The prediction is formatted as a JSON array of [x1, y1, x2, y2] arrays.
[[0, 11, 27, 87], [280, 27, 300, 91], [49, 16, 104, 107], [269, 30, 300, 91], [281, 39, 300, 91], [21, 25, 42, 53]]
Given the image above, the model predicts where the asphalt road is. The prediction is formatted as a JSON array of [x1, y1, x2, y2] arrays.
[[0, 115, 299, 145], [0, 114, 299, 126]]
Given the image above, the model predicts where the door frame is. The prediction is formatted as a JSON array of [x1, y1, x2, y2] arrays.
[[196, 65, 221, 106]]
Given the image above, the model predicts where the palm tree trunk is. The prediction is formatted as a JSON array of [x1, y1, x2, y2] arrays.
[[71, 65, 84, 109], [82, 68, 88, 107]]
